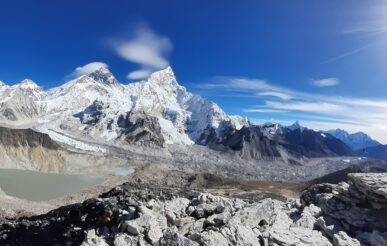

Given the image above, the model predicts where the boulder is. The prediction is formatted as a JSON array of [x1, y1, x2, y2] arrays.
[[159, 229, 199, 246], [332, 231, 361, 246]]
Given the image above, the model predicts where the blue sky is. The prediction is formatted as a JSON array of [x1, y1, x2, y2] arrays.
[[1, 0, 387, 142]]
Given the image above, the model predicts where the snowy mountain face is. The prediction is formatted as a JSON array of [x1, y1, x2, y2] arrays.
[[0, 67, 247, 147], [326, 129, 380, 150], [261, 123, 286, 140], [261, 121, 308, 140], [0, 79, 44, 122], [0, 67, 364, 163]]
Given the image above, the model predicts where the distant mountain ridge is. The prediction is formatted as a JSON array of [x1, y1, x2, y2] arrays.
[[260, 122, 353, 157], [326, 129, 380, 150]]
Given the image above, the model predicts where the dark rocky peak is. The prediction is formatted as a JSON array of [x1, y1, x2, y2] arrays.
[[283, 128, 353, 157], [288, 121, 305, 131], [117, 111, 165, 147], [87, 67, 119, 86]]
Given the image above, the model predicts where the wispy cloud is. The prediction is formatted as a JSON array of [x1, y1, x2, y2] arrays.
[[265, 101, 346, 113], [67, 62, 108, 79], [201, 76, 387, 143], [312, 78, 340, 87], [322, 3, 387, 65], [244, 108, 288, 113], [258, 91, 293, 100], [319, 45, 371, 65], [110, 24, 173, 80], [341, 2, 387, 35]]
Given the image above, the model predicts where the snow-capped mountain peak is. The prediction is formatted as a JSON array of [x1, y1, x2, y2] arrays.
[[288, 121, 304, 131], [0, 81, 6, 87], [0, 66, 251, 147], [87, 67, 119, 86], [230, 115, 250, 130], [18, 79, 41, 90], [147, 66, 178, 87]]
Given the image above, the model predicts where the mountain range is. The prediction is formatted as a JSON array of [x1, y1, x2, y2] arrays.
[[0, 66, 385, 180], [325, 128, 381, 150]]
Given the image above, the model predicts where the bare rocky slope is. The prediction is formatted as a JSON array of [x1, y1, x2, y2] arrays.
[[0, 172, 386, 245], [0, 127, 130, 175], [0, 127, 65, 171]]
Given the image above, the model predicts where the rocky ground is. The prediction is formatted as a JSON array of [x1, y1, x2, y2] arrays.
[[0, 172, 386, 245]]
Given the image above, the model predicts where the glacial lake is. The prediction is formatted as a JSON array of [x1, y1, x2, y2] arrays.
[[0, 169, 104, 202], [112, 167, 135, 176]]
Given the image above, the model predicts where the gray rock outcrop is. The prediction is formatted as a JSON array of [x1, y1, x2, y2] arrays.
[[301, 173, 387, 245]]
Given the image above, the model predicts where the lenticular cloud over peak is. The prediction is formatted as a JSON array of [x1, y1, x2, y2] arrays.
[[110, 24, 173, 80]]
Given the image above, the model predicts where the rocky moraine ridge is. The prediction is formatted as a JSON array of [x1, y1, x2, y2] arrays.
[[1, 173, 386, 246]]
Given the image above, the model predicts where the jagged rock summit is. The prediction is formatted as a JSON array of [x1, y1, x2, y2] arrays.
[[87, 67, 120, 86]]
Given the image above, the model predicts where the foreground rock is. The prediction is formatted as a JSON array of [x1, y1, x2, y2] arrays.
[[301, 173, 387, 245], [0, 173, 386, 245]]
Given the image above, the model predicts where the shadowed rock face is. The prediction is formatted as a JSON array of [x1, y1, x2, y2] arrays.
[[0, 127, 60, 150], [118, 111, 165, 147], [0, 127, 65, 172], [207, 125, 353, 161], [74, 100, 108, 126], [283, 128, 354, 158], [301, 173, 387, 245], [215, 126, 281, 160], [357, 145, 387, 162]]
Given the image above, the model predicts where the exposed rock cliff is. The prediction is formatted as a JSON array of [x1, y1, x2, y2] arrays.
[[0, 127, 64, 171], [301, 173, 387, 245]]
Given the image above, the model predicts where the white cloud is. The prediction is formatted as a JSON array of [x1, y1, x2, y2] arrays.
[[312, 78, 340, 87], [127, 69, 152, 80], [258, 91, 293, 100], [265, 101, 346, 113], [201, 76, 387, 143], [68, 62, 108, 79], [244, 109, 288, 113], [111, 24, 173, 80]]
